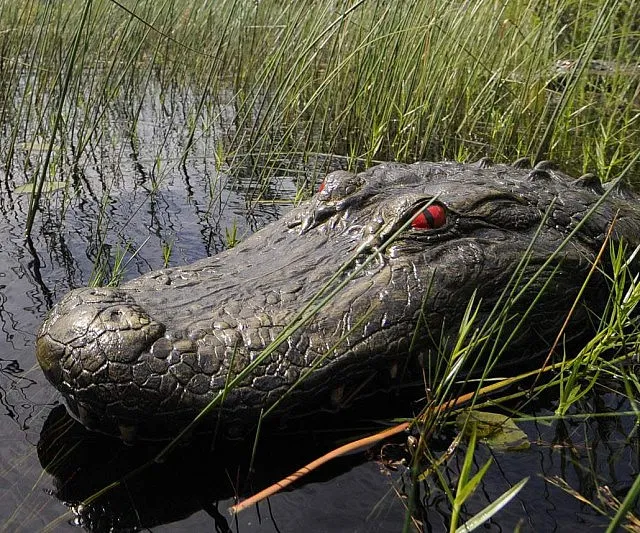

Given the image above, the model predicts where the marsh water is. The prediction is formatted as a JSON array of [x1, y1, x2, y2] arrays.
[[0, 88, 639, 532]]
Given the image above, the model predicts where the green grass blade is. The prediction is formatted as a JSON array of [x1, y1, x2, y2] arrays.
[[455, 477, 529, 533]]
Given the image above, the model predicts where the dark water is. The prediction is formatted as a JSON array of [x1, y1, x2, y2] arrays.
[[0, 92, 638, 532]]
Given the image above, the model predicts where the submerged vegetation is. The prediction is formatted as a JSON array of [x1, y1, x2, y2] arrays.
[[1, 0, 640, 530]]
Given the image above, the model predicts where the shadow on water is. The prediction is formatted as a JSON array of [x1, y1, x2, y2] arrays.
[[31, 386, 640, 532], [37, 405, 409, 532]]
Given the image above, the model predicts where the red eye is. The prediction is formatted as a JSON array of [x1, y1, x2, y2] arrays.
[[411, 204, 446, 230], [318, 180, 325, 192]]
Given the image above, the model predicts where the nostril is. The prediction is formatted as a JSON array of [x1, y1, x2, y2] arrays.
[[110, 309, 123, 321], [89, 288, 112, 299]]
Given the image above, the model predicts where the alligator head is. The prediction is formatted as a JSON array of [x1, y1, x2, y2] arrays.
[[36, 159, 640, 440]]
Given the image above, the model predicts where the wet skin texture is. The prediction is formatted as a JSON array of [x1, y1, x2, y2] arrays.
[[36, 159, 640, 440]]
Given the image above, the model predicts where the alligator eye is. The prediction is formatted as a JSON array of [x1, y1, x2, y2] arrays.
[[411, 204, 446, 230]]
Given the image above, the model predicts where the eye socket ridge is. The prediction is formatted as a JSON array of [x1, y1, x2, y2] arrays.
[[411, 203, 447, 230], [462, 196, 540, 230]]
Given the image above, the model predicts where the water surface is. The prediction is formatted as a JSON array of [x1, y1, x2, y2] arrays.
[[0, 85, 638, 533]]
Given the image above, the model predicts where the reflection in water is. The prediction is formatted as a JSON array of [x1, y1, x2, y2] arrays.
[[34, 391, 640, 532], [38, 407, 235, 531], [0, 358, 38, 430], [24, 236, 53, 310], [37, 406, 399, 532]]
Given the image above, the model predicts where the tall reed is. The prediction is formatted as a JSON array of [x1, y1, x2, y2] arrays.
[[0, 0, 637, 234]]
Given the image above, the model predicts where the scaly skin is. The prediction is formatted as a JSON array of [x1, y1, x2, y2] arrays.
[[36, 159, 640, 439]]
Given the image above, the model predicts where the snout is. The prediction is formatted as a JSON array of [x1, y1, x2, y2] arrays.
[[36, 287, 166, 389]]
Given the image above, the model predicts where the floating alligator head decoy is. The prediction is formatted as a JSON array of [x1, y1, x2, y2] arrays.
[[36, 159, 640, 441]]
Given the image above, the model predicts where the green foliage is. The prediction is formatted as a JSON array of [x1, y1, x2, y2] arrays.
[[161, 239, 173, 267], [224, 220, 239, 248], [445, 423, 529, 533], [0, 0, 638, 234], [456, 477, 529, 533], [450, 425, 494, 532], [406, 228, 640, 531], [557, 242, 640, 416], [13, 180, 65, 194], [456, 410, 530, 452]]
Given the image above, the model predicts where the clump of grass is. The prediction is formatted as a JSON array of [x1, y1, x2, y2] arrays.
[[88, 237, 150, 287], [408, 237, 640, 530], [0, 0, 638, 235], [224, 220, 239, 248], [161, 239, 173, 267]]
